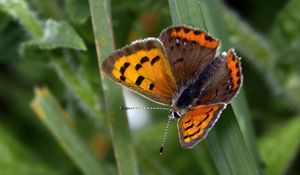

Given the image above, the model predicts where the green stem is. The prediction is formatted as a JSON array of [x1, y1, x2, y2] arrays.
[[31, 87, 112, 175], [88, 0, 139, 174]]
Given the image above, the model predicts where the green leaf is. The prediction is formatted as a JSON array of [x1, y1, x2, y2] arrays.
[[51, 58, 104, 122], [21, 20, 101, 124], [66, 0, 90, 24], [168, 0, 261, 174], [21, 20, 86, 60], [0, 0, 43, 38], [31, 87, 113, 175], [29, 20, 86, 51], [88, 0, 139, 174], [259, 116, 300, 175]]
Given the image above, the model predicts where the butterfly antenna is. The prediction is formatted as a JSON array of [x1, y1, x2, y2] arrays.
[[159, 117, 171, 155], [199, 0, 208, 32], [120, 106, 169, 110]]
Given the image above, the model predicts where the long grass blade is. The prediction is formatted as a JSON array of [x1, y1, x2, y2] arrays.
[[31, 87, 112, 175], [88, 0, 139, 174]]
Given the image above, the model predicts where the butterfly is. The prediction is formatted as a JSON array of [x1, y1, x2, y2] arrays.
[[101, 25, 243, 149]]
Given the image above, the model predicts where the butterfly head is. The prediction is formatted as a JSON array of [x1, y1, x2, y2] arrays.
[[168, 108, 181, 119], [169, 106, 189, 120]]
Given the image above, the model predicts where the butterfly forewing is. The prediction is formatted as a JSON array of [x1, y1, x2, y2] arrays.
[[159, 26, 219, 86], [101, 38, 177, 105], [178, 103, 226, 148]]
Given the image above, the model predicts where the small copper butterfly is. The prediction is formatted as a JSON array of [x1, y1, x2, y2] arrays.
[[101, 26, 243, 149]]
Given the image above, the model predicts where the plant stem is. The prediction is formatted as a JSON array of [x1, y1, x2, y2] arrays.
[[88, 0, 139, 174]]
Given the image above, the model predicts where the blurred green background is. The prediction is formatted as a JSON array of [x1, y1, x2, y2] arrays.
[[0, 0, 300, 174]]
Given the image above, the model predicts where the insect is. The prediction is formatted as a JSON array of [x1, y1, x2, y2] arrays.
[[101, 25, 243, 149]]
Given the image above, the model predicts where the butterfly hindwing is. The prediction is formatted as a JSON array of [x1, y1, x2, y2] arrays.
[[177, 103, 226, 148], [101, 38, 177, 105], [197, 49, 243, 104], [159, 26, 219, 86]]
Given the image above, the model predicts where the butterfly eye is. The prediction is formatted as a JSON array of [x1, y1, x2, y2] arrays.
[[173, 111, 181, 119], [169, 109, 181, 119]]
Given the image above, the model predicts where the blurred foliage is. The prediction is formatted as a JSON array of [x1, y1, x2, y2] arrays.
[[0, 0, 299, 175]]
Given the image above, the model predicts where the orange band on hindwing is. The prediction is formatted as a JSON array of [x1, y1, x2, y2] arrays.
[[178, 104, 225, 148]]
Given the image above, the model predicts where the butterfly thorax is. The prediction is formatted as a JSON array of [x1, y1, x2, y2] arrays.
[[169, 55, 224, 119]]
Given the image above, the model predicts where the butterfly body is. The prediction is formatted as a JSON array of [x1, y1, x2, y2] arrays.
[[101, 25, 243, 149], [171, 53, 226, 118]]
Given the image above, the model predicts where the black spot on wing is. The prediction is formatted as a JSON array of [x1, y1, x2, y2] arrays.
[[184, 123, 193, 131], [235, 62, 239, 68], [135, 76, 145, 86], [204, 35, 213, 42], [124, 62, 130, 68], [205, 108, 214, 115], [120, 62, 130, 75], [120, 75, 126, 81], [120, 67, 125, 74], [189, 128, 201, 137], [175, 27, 181, 32], [140, 56, 149, 64], [135, 64, 142, 70], [183, 28, 190, 33], [194, 30, 202, 35], [151, 56, 160, 65], [149, 83, 155, 90], [184, 119, 192, 124], [196, 114, 210, 127]]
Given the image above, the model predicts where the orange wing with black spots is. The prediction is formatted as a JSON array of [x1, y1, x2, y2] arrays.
[[178, 104, 226, 148], [197, 49, 243, 104], [101, 38, 177, 105], [159, 26, 219, 86]]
